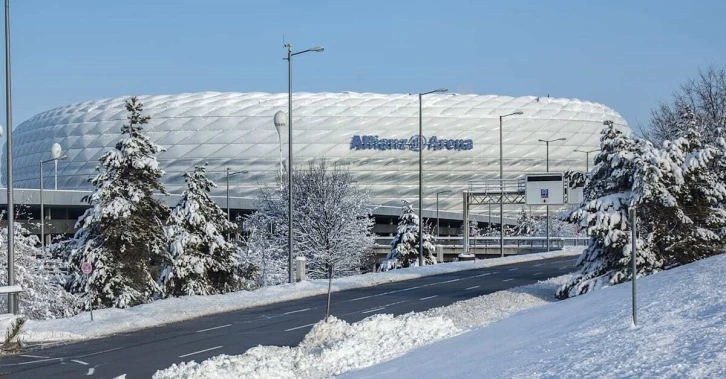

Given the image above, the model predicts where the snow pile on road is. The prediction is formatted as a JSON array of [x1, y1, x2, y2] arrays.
[[20, 249, 579, 343], [153, 274, 572, 378], [344, 253, 726, 378], [154, 313, 460, 379]]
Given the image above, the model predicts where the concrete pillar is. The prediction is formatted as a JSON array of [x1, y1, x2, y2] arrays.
[[295, 257, 306, 282], [436, 245, 444, 263]]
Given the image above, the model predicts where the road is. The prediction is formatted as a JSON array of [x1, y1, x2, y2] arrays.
[[0, 256, 576, 378]]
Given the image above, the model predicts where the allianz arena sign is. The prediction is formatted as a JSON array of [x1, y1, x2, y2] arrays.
[[350, 135, 474, 151]]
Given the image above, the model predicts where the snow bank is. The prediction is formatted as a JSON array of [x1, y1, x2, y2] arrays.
[[154, 272, 574, 378], [1, 314, 23, 354], [20, 249, 579, 343], [346, 253, 726, 378]]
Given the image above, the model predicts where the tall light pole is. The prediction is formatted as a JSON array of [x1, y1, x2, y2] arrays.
[[284, 43, 324, 283], [40, 150, 67, 252], [418, 87, 447, 267], [538, 137, 567, 251], [435, 190, 452, 238], [574, 148, 599, 173], [499, 111, 523, 257], [273, 111, 287, 180], [5, 0, 16, 314], [226, 168, 248, 222]]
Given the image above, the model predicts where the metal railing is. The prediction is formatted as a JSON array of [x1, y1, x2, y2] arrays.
[[374, 235, 588, 249], [468, 178, 526, 195]]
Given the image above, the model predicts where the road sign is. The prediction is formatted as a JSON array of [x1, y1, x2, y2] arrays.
[[525, 173, 564, 205], [81, 262, 93, 275]]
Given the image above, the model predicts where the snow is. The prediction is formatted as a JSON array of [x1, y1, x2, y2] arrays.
[[153, 270, 573, 379], [16, 250, 579, 344], [346, 253, 726, 379]]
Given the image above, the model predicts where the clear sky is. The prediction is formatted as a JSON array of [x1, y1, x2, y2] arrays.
[[2, 0, 725, 132]]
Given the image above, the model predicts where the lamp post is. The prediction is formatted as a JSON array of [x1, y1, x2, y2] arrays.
[[435, 190, 452, 238], [418, 87, 448, 267], [574, 148, 599, 173], [284, 43, 324, 283], [273, 111, 287, 180], [226, 168, 248, 222], [538, 137, 567, 251], [39, 148, 67, 252], [5, 0, 16, 314], [499, 111, 524, 257]]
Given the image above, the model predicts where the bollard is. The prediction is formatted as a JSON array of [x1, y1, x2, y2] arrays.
[[295, 256, 306, 282], [437, 245, 444, 263]]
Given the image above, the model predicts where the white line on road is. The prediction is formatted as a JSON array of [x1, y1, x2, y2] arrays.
[[361, 307, 386, 314], [419, 295, 438, 300], [465, 285, 480, 290], [533, 263, 544, 267], [560, 266, 571, 270], [508, 268, 518, 271], [19, 354, 49, 359], [179, 346, 223, 358], [350, 295, 374, 301], [473, 273, 492, 277], [14, 357, 62, 366], [383, 300, 409, 307], [503, 278, 513, 282], [86, 368, 95, 376], [440, 278, 461, 283], [283, 308, 311, 315], [196, 324, 232, 333], [71, 359, 89, 365], [284, 323, 316, 332], [533, 272, 543, 276]]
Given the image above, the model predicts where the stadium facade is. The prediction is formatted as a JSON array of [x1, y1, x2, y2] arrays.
[[1, 91, 627, 238]]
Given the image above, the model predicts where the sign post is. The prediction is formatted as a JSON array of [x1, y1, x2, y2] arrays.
[[325, 264, 333, 322], [81, 262, 94, 321]]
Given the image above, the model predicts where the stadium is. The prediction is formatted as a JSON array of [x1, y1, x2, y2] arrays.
[[1, 91, 627, 238]]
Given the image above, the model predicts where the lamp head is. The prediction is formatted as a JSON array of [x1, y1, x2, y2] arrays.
[[51, 143, 62, 159], [309, 46, 324, 52]]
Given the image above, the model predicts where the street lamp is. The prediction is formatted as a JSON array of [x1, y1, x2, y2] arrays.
[[273, 111, 287, 180], [499, 111, 524, 257], [538, 137, 567, 252], [39, 150, 67, 252], [574, 148, 599, 173], [226, 168, 248, 222], [435, 190, 452, 238], [5, 0, 17, 314], [418, 87, 448, 267], [284, 43, 324, 283]]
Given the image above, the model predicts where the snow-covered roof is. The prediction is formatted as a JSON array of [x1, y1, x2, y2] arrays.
[[3, 92, 628, 213]]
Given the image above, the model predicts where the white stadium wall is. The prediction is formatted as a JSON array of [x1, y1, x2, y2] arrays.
[[2, 92, 628, 213]]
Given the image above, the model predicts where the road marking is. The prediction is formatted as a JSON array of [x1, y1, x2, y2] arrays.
[[560, 266, 571, 270], [71, 359, 89, 365], [350, 295, 374, 301], [361, 306, 386, 314], [284, 323, 316, 332], [178, 346, 223, 358], [283, 308, 311, 315], [440, 278, 461, 283], [474, 273, 492, 277], [419, 295, 438, 300], [508, 268, 518, 271], [503, 278, 513, 282], [533, 263, 544, 267], [14, 357, 62, 365], [383, 300, 409, 307], [86, 368, 95, 375], [19, 354, 49, 359], [533, 272, 543, 276], [196, 324, 232, 333], [465, 285, 480, 290]]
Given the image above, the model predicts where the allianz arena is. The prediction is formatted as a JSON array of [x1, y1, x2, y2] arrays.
[[4, 91, 627, 215]]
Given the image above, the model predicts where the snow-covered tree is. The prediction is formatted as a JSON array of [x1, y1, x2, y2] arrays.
[[0, 217, 81, 319], [513, 207, 538, 236], [250, 159, 375, 279], [237, 212, 287, 287], [162, 164, 249, 296], [65, 97, 170, 308], [381, 201, 436, 270]]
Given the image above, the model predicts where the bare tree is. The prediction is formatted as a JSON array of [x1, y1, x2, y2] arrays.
[[641, 66, 726, 145]]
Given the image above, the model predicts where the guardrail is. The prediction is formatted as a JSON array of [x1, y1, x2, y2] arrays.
[[374, 236, 588, 248]]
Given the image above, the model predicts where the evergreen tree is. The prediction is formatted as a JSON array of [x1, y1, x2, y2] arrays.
[[65, 97, 170, 308], [0, 218, 81, 320], [162, 164, 247, 296], [381, 201, 436, 270], [513, 207, 538, 236]]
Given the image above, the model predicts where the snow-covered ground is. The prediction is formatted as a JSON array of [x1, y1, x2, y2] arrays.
[[153, 273, 573, 378], [154, 252, 726, 379], [14, 249, 579, 344]]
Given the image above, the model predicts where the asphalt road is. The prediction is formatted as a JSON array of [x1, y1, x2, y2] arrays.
[[0, 256, 577, 378]]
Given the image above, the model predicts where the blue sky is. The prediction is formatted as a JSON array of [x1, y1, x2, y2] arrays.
[[2, 0, 725, 131]]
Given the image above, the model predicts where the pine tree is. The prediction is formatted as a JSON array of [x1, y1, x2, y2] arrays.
[[162, 164, 247, 296], [0, 219, 81, 320], [381, 201, 436, 270], [65, 97, 170, 308]]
